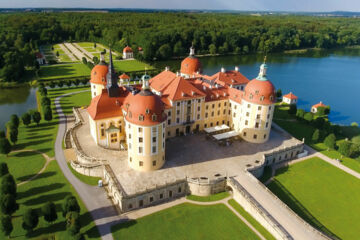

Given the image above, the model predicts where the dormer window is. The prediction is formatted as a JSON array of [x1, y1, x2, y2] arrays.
[[255, 90, 259, 95], [145, 108, 150, 114], [139, 114, 144, 121], [152, 114, 157, 121], [260, 96, 265, 101], [128, 111, 132, 118], [270, 95, 274, 101], [249, 93, 253, 99]]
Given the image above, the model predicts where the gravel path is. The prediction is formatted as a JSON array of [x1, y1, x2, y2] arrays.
[[59, 43, 78, 62]]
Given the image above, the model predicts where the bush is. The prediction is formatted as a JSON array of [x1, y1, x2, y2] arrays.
[[41, 97, 51, 106], [41, 202, 58, 223], [57, 81, 64, 88], [0, 163, 9, 177], [22, 208, 39, 234], [0, 138, 11, 157], [9, 115, 19, 129], [338, 141, 353, 157], [39, 87, 48, 96], [0, 214, 13, 238], [351, 122, 359, 127], [9, 128, 18, 145], [276, 89, 282, 98], [296, 109, 305, 119], [43, 106, 53, 122], [66, 211, 81, 236], [32, 111, 41, 125], [304, 112, 313, 122], [352, 135, 360, 144], [21, 113, 31, 126], [0, 194, 18, 215], [1, 174, 16, 196], [324, 133, 336, 149], [312, 129, 320, 143], [288, 104, 297, 115], [63, 195, 80, 217], [313, 117, 325, 129], [81, 79, 88, 85]]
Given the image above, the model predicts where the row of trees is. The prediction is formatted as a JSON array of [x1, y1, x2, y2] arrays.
[[2, 13, 360, 81]]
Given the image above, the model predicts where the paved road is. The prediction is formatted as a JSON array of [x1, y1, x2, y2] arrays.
[[54, 91, 120, 240]]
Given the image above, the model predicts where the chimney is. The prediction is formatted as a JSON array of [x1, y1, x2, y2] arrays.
[[176, 71, 180, 76], [221, 67, 226, 73], [165, 66, 170, 71], [235, 66, 239, 72]]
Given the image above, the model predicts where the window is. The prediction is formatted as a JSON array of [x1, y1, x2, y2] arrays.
[[255, 123, 259, 128], [217, 110, 220, 116], [139, 200, 143, 206], [205, 113, 208, 118], [129, 134, 131, 139], [152, 160, 156, 166], [223, 109, 226, 114], [178, 187, 182, 193], [243, 132, 247, 136], [206, 105, 209, 110], [211, 112, 214, 117], [198, 99, 201, 103], [152, 137, 156, 143], [246, 112, 250, 117], [260, 96, 264, 101], [139, 137, 143, 143], [129, 143, 131, 149], [257, 114, 260, 119], [269, 106, 272, 110], [168, 111, 171, 116], [160, 193, 163, 199], [128, 204, 133, 209], [216, 121, 219, 126], [100, 124, 105, 137], [245, 120, 248, 125], [168, 119, 171, 125], [169, 190, 173, 197], [218, 103, 221, 107], [264, 134, 267, 139], [139, 161, 143, 166], [234, 105, 237, 110], [176, 118, 180, 123], [258, 106, 262, 110], [198, 106, 200, 111], [247, 104, 251, 108], [152, 127, 157, 133], [233, 113, 236, 117], [253, 134, 257, 139], [110, 133, 117, 143], [128, 123, 131, 129], [168, 131, 170, 136], [177, 102, 180, 106], [212, 104, 215, 109], [129, 157, 132, 162], [255, 90, 259, 94], [138, 127, 143, 133], [145, 108, 150, 114], [204, 124, 207, 128], [128, 111, 132, 118], [177, 110, 180, 115], [210, 123, 213, 127], [266, 122, 269, 128], [150, 196, 154, 202], [228, 110, 231, 114], [152, 114, 157, 121], [139, 147, 143, 154], [267, 114, 270, 119], [188, 100, 191, 105], [224, 102, 227, 106], [197, 114, 200, 120], [152, 146, 156, 153]]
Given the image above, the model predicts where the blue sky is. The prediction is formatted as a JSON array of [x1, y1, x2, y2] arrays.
[[0, 0, 359, 12]]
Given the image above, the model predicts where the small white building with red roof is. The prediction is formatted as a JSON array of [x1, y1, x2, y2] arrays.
[[311, 101, 328, 113], [282, 92, 298, 105], [123, 46, 134, 59], [35, 52, 46, 65]]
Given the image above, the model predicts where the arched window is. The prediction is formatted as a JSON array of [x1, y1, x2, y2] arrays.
[[100, 123, 105, 138], [139, 115, 144, 121]]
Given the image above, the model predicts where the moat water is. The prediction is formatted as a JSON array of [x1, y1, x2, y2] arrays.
[[0, 48, 359, 130]]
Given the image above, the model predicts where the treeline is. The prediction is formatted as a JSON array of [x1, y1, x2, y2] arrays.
[[1, 12, 360, 82]]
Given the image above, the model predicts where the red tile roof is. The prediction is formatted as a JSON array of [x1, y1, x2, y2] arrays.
[[312, 101, 327, 109], [119, 73, 130, 79], [161, 76, 205, 101], [123, 46, 133, 53], [180, 56, 202, 75], [243, 78, 276, 105], [149, 70, 177, 92], [90, 64, 108, 85], [35, 52, 44, 59], [212, 71, 250, 87], [283, 92, 298, 100]]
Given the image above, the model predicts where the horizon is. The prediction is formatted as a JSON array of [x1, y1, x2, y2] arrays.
[[1, 0, 360, 12]]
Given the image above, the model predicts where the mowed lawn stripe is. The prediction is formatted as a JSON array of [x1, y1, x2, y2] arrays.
[[112, 203, 260, 240], [268, 157, 360, 240]]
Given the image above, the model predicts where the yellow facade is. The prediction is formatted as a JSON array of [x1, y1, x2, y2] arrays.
[[90, 83, 105, 98]]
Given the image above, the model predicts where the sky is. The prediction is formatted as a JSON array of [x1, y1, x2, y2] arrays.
[[0, 0, 359, 12]]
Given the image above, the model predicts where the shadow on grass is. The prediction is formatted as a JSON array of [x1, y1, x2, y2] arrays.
[[17, 182, 63, 200], [28, 220, 66, 238], [111, 219, 137, 233], [269, 179, 341, 240], [17, 170, 56, 183], [24, 192, 72, 206], [14, 138, 53, 150]]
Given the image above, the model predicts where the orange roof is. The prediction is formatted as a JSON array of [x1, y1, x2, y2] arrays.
[[35, 52, 44, 59], [243, 79, 276, 105], [119, 73, 130, 79], [123, 89, 166, 126], [180, 56, 202, 75], [161, 76, 205, 101], [123, 46, 133, 53], [149, 70, 177, 92], [227, 87, 243, 104], [90, 64, 108, 85], [212, 71, 250, 87], [283, 92, 298, 100], [312, 101, 327, 109], [138, 47, 143, 51], [87, 88, 128, 120]]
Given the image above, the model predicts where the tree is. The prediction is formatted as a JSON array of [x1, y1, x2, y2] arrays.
[[22, 208, 39, 234], [173, 41, 185, 56], [32, 111, 41, 125], [39, 87, 47, 96], [56, 51, 59, 57], [313, 117, 325, 129], [304, 112, 313, 122], [66, 81, 72, 88], [1, 174, 16, 196], [82, 57, 87, 65], [74, 79, 80, 86], [157, 44, 172, 60], [338, 141, 353, 157], [0, 214, 13, 238], [49, 81, 56, 88], [41, 97, 51, 106], [312, 129, 320, 143], [209, 44, 216, 54], [42, 202, 58, 223], [0, 139, 11, 157], [276, 89, 282, 98], [0, 194, 18, 215], [9, 128, 18, 145], [63, 195, 80, 217], [288, 104, 297, 115], [0, 163, 9, 177], [324, 133, 336, 149], [9, 115, 19, 129], [66, 211, 81, 236], [296, 109, 305, 119], [21, 113, 31, 127], [44, 106, 53, 122], [92, 56, 99, 65], [94, 42, 97, 49], [58, 81, 64, 88], [0, 131, 5, 139]]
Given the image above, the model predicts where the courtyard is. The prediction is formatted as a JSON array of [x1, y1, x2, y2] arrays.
[[74, 108, 301, 196]]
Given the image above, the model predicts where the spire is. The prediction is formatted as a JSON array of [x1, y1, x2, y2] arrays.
[[106, 48, 120, 97], [141, 67, 151, 90], [256, 56, 268, 81], [189, 45, 195, 56]]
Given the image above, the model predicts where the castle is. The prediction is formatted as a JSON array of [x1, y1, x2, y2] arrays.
[[87, 47, 276, 172]]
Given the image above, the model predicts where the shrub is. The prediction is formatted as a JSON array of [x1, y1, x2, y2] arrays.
[[0, 138, 11, 157], [0, 214, 13, 238], [63, 195, 80, 217], [351, 122, 359, 127], [21, 113, 31, 126], [39, 87, 48, 96], [0, 163, 9, 177], [22, 208, 39, 234], [9, 115, 19, 129], [313, 117, 325, 129], [41, 97, 51, 106], [288, 104, 297, 115], [32, 111, 42, 125], [276, 89, 282, 98], [0, 194, 18, 215], [41, 202, 58, 223], [296, 109, 305, 119], [57, 81, 64, 88], [1, 174, 16, 196], [66, 211, 81, 236], [43, 106, 53, 122], [324, 133, 336, 149], [9, 128, 18, 145], [338, 141, 353, 157], [312, 129, 320, 143], [49, 81, 56, 88], [304, 112, 313, 122]]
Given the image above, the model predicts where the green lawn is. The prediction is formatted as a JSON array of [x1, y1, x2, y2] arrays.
[[268, 157, 360, 240], [2, 152, 46, 184], [113, 60, 154, 73], [39, 64, 90, 80], [0, 86, 99, 239], [60, 90, 91, 116], [186, 191, 230, 202], [228, 199, 276, 240], [67, 163, 101, 186], [111, 203, 260, 240]]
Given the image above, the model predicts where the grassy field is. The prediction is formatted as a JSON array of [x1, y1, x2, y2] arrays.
[[60, 90, 91, 116], [268, 157, 360, 240], [39, 64, 90, 80], [0, 86, 99, 239], [111, 203, 260, 240], [228, 199, 276, 240], [3, 152, 46, 184], [186, 192, 230, 202], [113, 59, 154, 73]]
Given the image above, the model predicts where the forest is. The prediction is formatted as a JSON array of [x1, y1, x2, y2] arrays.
[[1, 12, 360, 82]]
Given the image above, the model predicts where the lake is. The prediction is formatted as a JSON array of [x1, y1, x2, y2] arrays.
[[0, 48, 359, 130], [155, 48, 360, 125]]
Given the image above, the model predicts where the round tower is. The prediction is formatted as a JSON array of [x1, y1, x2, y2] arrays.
[[180, 46, 202, 78], [240, 59, 276, 143], [123, 75, 167, 172], [90, 53, 108, 98]]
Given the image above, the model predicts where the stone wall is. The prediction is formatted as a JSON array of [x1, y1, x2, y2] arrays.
[[70, 161, 104, 177], [187, 176, 227, 196]]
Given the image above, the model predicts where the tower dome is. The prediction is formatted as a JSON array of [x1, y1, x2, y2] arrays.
[[90, 62, 108, 86], [180, 46, 202, 76], [243, 60, 276, 105]]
